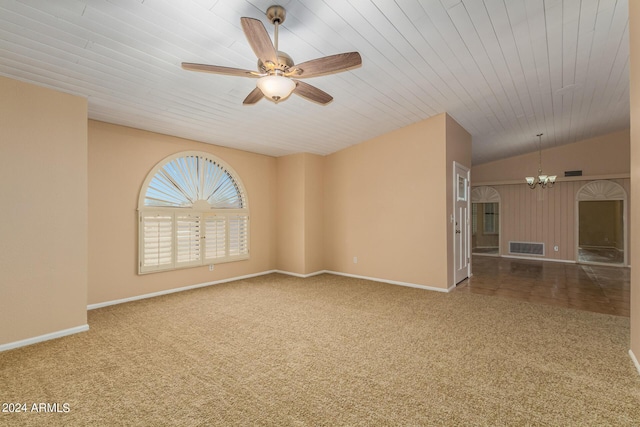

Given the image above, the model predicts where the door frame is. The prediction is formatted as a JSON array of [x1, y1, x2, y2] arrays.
[[574, 180, 627, 266], [453, 161, 471, 286], [470, 186, 501, 256]]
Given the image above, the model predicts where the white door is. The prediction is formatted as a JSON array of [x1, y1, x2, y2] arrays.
[[454, 162, 470, 284]]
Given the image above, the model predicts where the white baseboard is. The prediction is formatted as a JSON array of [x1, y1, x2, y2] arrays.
[[630, 349, 640, 377], [88, 268, 446, 311], [0, 324, 89, 353], [0, 268, 489, 353], [274, 270, 326, 278], [87, 270, 277, 310], [325, 270, 450, 293]]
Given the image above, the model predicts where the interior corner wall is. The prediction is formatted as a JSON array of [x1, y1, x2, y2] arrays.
[[275, 153, 324, 275], [0, 76, 88, 346], [323, 113, 451, 289], [303, 154, 325, 274], [629, 0, 640, 365], [88, 120, 277, 305], [276, 154, 306, 274], [445, 114, 473, 286]]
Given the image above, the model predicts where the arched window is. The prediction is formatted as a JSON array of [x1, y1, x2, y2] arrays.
[[575, 180, 626, 201], [138, 151, 249, 274]]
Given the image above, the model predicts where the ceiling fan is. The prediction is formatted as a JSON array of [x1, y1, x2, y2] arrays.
[[182, 5, 362, 105]]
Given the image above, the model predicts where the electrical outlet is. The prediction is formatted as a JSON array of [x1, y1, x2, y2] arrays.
[[554, 246, 559, 252], [353, 256, 358, 264], [209, 264, 214, 271]]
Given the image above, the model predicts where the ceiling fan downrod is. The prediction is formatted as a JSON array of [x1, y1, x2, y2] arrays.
[[266, 5, 286, 56]]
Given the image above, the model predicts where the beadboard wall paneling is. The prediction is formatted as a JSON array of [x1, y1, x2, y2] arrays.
[[484, 179, 630, 263]]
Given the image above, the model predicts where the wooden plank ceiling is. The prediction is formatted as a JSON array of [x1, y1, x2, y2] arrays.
[[0, 0, 629, 164]]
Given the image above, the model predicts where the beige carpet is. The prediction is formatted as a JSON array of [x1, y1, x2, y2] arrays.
[[1, 273, 639, 426]]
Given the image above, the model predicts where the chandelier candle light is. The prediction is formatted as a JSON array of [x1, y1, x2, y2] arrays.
[[525, 133, 557, 189]]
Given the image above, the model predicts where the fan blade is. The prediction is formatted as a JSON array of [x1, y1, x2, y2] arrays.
[[240, 17, 278, 65], [292, 80, 333, 105], [243, 87, 264, 105], [181, 63, 258, 77], [291, 52, 361, 78]]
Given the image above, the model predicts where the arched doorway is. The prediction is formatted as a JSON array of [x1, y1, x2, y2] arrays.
[[576, 180, 626, 266], [471, 186, 500, 256]]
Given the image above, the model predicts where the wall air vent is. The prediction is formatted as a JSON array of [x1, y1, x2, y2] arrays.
[[509, 241, 544, 256]]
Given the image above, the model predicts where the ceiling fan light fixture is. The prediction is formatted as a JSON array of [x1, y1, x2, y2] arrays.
[[256, 74, 295, 103], [182, 5, 361, 105]]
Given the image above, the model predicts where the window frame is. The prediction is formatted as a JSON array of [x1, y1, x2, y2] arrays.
[[138, 151, 249, 274], [482, 202, 499, 235]]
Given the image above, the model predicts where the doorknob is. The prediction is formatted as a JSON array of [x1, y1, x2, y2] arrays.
[[455, 229, 461, 234]]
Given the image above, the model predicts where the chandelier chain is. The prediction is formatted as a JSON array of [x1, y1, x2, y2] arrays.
[[525, 133, 556, 189]]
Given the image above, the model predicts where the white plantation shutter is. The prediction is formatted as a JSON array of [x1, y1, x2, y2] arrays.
[[229, 214, 249, 257], [138, 151, 249, 274], [176, 213, 201, 266], [204, 215, 226, 260], [140, 212, 173, 272]]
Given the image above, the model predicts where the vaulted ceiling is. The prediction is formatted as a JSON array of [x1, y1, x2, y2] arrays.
[[0, 0, 629, 164]]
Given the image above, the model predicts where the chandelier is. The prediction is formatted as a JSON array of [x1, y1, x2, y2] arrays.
[[525, 133, 557, 189]]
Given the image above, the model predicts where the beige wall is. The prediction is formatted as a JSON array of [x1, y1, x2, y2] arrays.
[[629, 0, 640, 362], [89, 112, 471, 302], [323, 113, 469, 289], [0, 77, 88, 345], [88, 120, 277, 305], [473, 130, 630, 184]]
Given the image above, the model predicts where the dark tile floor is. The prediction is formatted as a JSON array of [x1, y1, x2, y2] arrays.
[[455, 256, 630, 317]]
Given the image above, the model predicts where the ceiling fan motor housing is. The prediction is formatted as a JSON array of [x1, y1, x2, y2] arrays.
[[266, 5, 286, 25], [258, 51, 294, 74]]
